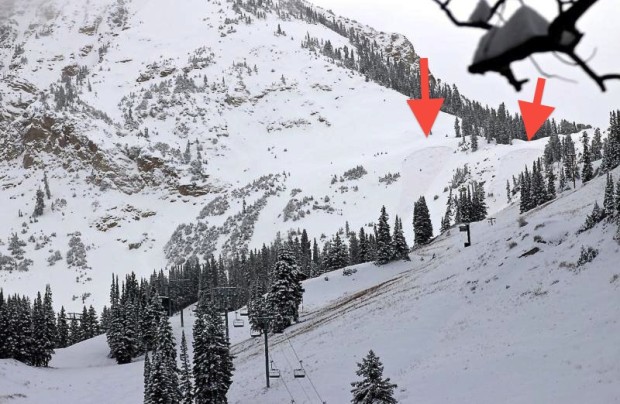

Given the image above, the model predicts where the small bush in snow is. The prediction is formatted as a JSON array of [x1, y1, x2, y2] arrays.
[[517, 217, 528, 228], [508, 241, 518, 249], [576, 246, 599, 267], [578, 201, 605, 234], [47, 250, 63, 266], [343, 268, 357, 276]]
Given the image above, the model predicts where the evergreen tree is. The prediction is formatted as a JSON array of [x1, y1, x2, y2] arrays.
[[375, 206, 392, 265], [107, 301, 138, 364], [267, 248, 304, 332], [193, 302, 234, 404], [471, 127, 479, 151], [454, 117, 461, 138], [358, 227, 370, 263], [326, 233, 349, 271], [391, 216, 410, 261], [546, 163, 557, 200], [591, 128, 603, 160], [582, 133, 594, 183], [31, 291, 53, 366], [145, 317, 179, 404], [603, 173, 615, 217], [559, 165, 567, 192], [350, 350, 398, 404], [349, 231, 361, 265], [69, 316, 80, 344], [56, 306, 69, 348], [140, 288, 164, 352], [33, 189, 45, 217], [43, 172, 51, 199], [413, 197, 433, 245], [179, 331, 193, 404]]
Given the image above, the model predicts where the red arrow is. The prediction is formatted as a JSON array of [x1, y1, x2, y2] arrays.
[[407, 58, 444, 137], [518, 78, 555, 141]]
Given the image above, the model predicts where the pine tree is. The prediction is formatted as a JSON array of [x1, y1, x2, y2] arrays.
[[546, 163, 557, 200], [33, 188, 45, 217], [454, 117, 461, 138], [471, 127, 479, 151], [145, 317, 179, 404], [349, 231, 361, 265], [375, 206, 392, 265], [413, 197, 433, 245], [179, 331, 193, 404], [350, 350, 398, 404], [603, 173, 615, 217], [140, 288, 164, 352], [267, 247, 304, 332], [56, 306, 69, 348], [193, 302, 234, 404], [441, 188, 454, 233], [31, 291, 53, 366], [358, 227, 370, 263], [391, 216, 410, 261], [326, 233, 349, 271], [591, 128, 603, 160], [582, 133, 594, 183], [506, 180, 511, 203], [43, 172, 51, 199], [69, 316, 80, 344]]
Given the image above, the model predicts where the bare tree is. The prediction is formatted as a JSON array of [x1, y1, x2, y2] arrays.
[[432, 0, 620, 91]]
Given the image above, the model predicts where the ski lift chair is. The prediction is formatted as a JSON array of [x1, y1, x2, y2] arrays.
[[269, 361, 281, 378], [233, 312, 245, 328], [293, 360, 306, 378], [250, 328, 262, 338]]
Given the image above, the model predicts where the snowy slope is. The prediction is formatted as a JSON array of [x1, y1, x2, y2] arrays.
[[1, 166, 618, 404]]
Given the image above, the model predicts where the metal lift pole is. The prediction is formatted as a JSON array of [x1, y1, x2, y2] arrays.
[[264, 327, 270, 388]]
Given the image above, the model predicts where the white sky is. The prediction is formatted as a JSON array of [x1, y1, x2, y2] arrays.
[[310, 0, 620, 128]]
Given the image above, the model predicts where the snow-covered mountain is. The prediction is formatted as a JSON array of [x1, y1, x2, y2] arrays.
[[0, 0, 580, 312]]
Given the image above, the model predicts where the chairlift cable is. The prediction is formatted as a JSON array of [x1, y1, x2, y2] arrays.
[[280, 343, 312, 403], [271, 357, 296, 403], [284, 332, 325, 403]]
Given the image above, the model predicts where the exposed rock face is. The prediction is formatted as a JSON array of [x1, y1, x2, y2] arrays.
[[178, 183, 211, 197]]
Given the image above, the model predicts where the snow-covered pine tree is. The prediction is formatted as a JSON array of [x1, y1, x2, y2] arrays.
[[531, 159, 548, 206], [0, 290, 7, 358], [30, 291, 52, 367], [179, 331, 193, 404], [603, 173, 615, 217], [350, 350, 398, 404], [145, 316, 179, 404], [582, 133, 594, 183], [471, 127, 479, 151], [506, 180, 511, 203], [413, 196, 433, 245], [33, 188, 45, 217], [375, 206, 392, 265], [327, 232, 349, 271], [69, 315, 80, 344], [193, 301, 234, 404], [591, 128, 603, 160], [391, 216, 410, 261], [42, 285, 57, 359], [267, 247, 304, 332], [454, 116, 461, 138], [56, 306, 69, 348], [358, 227, 370, 263], [349, 231, 361, 265], [140, 287, 164, 352], [546, 163, 557, 200], [43, 171, 51, 199]]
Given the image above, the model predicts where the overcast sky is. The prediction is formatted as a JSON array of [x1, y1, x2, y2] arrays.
[[310, 0, 619, 128]]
